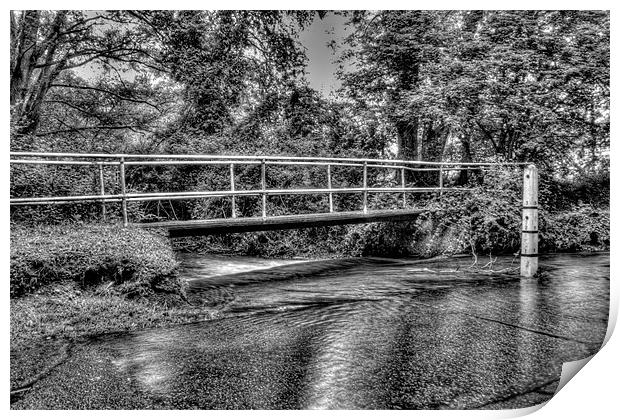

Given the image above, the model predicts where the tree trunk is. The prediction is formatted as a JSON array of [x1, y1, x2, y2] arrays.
[[395, 118, 419, 184], [10, 11, 67, 135], [458, 134, 474, 185], [10, 11, 40, 110], [396, 119, 418, 160]]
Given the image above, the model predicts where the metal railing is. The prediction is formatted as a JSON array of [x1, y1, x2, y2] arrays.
[[10, 151, 525, 227]]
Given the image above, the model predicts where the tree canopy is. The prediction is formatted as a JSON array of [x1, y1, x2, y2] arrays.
[[10, 10, 609, 175], [339, 10, 609, 175]]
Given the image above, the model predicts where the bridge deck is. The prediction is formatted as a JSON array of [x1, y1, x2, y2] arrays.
[[139, 208, 429, 237]]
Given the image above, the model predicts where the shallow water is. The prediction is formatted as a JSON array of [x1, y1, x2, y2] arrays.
[[15, 253, 610, 409]]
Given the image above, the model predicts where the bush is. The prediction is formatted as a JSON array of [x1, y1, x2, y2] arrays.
[[399, 168, 522, 257], [338, 222, 417, 257], [540, 170, 610, 211], [540, 206, 610, 252], [10, 224, 180, 298], [331, 167, 609, 258]]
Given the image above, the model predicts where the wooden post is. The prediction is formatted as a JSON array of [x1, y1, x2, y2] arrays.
[[230, 163, 236, 218], [362, 160, 368, 214], [521, 164, 539, 277], [119, 157, 128, 227], [261, 159, 267, 219], [98, 163, 106, 222], [401, 167, 406, 208], [327, 164, 334, 213]]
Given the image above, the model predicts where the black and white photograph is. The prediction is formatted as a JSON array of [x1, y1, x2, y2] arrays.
[[8, 5, 612, 412]]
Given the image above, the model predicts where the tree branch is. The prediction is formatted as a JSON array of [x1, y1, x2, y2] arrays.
[[35, 124, 147, 137], [49, 83, 161, 111], [43, 99, 101, 119], [475, 120, 499, 152]]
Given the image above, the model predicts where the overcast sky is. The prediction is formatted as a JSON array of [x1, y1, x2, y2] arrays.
[[298, 12, 349, 97]]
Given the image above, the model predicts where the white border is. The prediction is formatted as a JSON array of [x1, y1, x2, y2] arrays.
[[4, 3, 617, 419]]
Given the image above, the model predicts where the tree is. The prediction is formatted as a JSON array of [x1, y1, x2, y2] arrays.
[[10, 11, 164, 137], [339, 11, 447, 162], [131, 11, 314, 142], [338, 10, 610, 178]]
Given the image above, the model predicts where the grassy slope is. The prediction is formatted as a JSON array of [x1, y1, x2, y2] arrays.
[[10, 224, 216, 392]]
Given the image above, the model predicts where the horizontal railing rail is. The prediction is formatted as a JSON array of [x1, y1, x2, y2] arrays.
[[10, 151, 527, 166], [10, 151, 526, 227]]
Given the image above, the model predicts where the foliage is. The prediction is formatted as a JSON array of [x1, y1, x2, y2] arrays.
[[335, 168, 522, 257], [539, 165, 610, 211], [340, 11, 610, 175], [146, 11, 312, 136], [10, 224, 179, 298], [540, 206, 609, 253]]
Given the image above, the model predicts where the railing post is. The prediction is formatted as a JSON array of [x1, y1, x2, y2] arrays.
[[261, 159, 267, 219], [119, 157, 128, 227], [521, 164, 539, 277], [98, 162, 106, 222], [439, 164, 444, 196], [401, 166, 406, 208], [363, 160, 368, 214], [230, 163, 236, 218], [327, 163, 334, 213]]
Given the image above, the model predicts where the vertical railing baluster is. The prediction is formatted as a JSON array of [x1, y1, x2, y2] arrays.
[[119, 157, 128, 227], [98, 162, 106, 222], [439, 164, 444, 196], [230, 163, 236, 218], [363, 160, 368, 214], [327, 163, 334, 213], [401, 166, 406, 208], [261, 159, 267, 219]]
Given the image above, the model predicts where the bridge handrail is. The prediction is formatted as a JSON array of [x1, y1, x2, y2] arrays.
[[9, 151, 528, 167], [10, 187, 476, 204], [10, 151, 527, 227]]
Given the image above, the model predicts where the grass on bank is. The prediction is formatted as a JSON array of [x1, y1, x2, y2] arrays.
[[10, 224, 216, 352], [10, 224, 179, 297]]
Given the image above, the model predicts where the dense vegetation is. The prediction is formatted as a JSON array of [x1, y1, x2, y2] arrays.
[[10, 10, 610, 257], [10, 224, 180, 298]]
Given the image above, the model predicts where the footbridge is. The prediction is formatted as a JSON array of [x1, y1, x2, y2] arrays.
[[10, 152, 538, 276]]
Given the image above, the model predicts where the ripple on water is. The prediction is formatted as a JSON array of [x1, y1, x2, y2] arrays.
[[23, 252, 608, 409]]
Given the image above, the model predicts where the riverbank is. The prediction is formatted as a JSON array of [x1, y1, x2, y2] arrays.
[[10, 224, 217, 394]]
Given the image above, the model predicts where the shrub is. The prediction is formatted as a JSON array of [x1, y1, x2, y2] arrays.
[[401, 168, 522, 257], [10, 224, 180, 298], [540, 206, 610, 252], [339, 222, 418, 257], [540, 170, 610, 211]]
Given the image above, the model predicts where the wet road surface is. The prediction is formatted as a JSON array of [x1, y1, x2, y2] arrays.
[[12, 253, 609, 409]]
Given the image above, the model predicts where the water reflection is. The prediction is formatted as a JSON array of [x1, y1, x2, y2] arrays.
[[31, 253, 611, 409]]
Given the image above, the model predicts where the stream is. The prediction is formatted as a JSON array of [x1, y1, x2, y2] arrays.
[[13, 252, 610, 409]]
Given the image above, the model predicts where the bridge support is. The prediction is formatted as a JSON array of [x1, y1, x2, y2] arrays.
[[98, 163, 106, 222], [520, 164, 538, 277], [120, 157, 128, 227]]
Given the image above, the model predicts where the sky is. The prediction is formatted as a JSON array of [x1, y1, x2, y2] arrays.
[[298, 12, 350, 97]]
